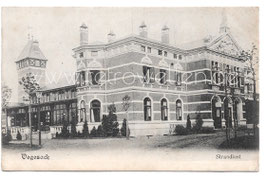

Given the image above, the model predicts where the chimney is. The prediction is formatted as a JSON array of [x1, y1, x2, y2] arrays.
[[107, 30, 116, 42], [80, 23, 88, 45], [161, 25, 169, 44], [139, 21, 147, 38]]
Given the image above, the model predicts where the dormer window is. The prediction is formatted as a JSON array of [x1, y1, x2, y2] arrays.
[[79, 52, 84, 58], [147, 47, 152, 53], [164, 51, 168, 57], [141, 45, 146, 52], [158, 50, 162, 56], [91, 51, 98, 57]]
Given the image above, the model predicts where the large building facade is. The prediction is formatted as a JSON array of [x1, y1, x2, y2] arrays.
[[3, 16, 255, 138]]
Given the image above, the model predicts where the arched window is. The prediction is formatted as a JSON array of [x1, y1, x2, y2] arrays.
[[80, 100, 86, 122], [176, 100, 182, 120], [161, 98, 168, 121], [144, 97, 152, 121], [90, 100, 101, 122]]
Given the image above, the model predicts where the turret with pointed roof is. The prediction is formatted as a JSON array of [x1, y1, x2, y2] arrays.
[[16, 38, 48, 103]]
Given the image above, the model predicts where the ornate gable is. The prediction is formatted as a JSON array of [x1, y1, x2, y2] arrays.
[[208, 33, 242, 56]]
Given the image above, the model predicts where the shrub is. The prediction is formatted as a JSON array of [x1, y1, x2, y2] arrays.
[[2, 131, 12, 145], [186, 115, 192, 130], [61, 121, 70, 138], [97, 125, 104, 137], [112, 121, 119, 137], [174, 125, 188, 135], [55, 132, 59, 138], [77, 131, 82, 137], [121, 119, 130, 137], [90, 126, 97, 137], [192, 113, 203, 133], [82, 120, 89, 138], [101, 104, 120, 137], [16, 131, 22, 140], [200, 126, 215, 134]]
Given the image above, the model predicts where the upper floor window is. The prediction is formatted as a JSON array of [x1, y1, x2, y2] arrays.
[[90, 70, 100, 85], [91, 51, 98, 57], [178, 55, 183, 60], [141, 45, 146, 52], [143, 66, 155, 83], [175, 72, 182, 86], [77, 71, 86, 86], [158, 50, 163, 56], [159, 69, 167, 84], [173, 54, 177, 59], [147, 47, 152, 53], [144, 97, 152, 121]]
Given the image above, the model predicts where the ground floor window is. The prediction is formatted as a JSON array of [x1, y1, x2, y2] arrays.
[[144, 97, 152, 121], [90, 100, 101, 122], [80, 100, 86, 122], [176, 100, 182, 120], [161, 98, 168, 121]]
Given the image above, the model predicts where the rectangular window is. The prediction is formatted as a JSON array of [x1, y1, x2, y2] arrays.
[[91, 51, 98, 57], [173, 54, 177, 59], [176, 72, 182, 86], [143, 66, 155, 83], [164, 51, 167, 57], [79, 52, 84, 58], [141, 45, 146, 52], [90, 70, 100, 85], [147, 47, 151, 53], [160, 69, 167, 84], [158, 50, 162, 56]]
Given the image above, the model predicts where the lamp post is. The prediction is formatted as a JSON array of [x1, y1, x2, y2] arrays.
[[36, 90, 42, 147], [122, 95, 131, 140]]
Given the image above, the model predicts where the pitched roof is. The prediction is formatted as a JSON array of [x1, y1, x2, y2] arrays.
[[16, 40, 47, 61]]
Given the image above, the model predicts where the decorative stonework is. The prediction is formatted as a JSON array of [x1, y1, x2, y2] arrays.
[[210, 35, 240, 56]]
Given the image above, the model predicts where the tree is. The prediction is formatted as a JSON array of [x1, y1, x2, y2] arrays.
[[90, 126, 97, 137], [19, 72, 40, 147], [193, 113, 203, 133], [1, 84, 12, 135], [240, 44, 259, 124], [101, 104, 119, 137]]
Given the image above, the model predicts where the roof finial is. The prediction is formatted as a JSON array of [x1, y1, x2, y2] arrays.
[[27, 25, 32, 41], [219, 8, 230, 34]]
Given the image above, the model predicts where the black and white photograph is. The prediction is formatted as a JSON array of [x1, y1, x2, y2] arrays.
[[1, 7, 259, 171]]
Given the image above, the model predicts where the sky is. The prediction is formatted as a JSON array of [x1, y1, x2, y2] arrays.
[[1, 7, 259, 102]]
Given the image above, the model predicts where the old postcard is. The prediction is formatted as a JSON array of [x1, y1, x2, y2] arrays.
[[1, 7, 259, 171]]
